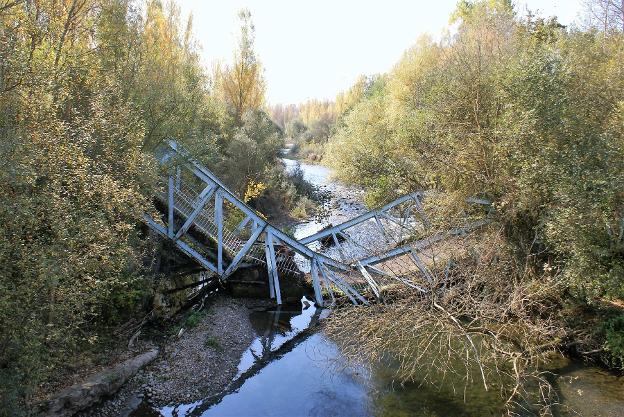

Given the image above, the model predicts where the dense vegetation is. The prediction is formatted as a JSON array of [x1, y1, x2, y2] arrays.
[[0, 1, 305, 413], [268, 80, 368, 161], [322, 0, 624, 412], [327, 0, 624, 299], [1, 0, 623, 414]]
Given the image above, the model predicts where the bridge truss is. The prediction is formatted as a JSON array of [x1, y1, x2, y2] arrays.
[[144, 140, 490, 307]]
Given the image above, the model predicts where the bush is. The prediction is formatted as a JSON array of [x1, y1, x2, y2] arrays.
[[0, 84, 154, 413], [185, 310, 204, 328], [326, 2, 624, 300], [291, 197, 316, 219], [603, 315, 624, 370], [286, 163, 316, 199], [296, 141, 326, 162]]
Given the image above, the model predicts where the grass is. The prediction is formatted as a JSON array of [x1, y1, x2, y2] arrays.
[[180, 307, 214, 330], [204, 336, 223, 351], [184, 310, 203, 328]]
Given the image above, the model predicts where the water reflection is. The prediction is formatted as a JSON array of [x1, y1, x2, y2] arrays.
[[199, 333, 371, 417], [546, 357, 624, 417], [178, 302, 505, 417], [154, 298, 370, 417], [369, 364, 503, 417], [143, 276, 624, 417], [237, 297, 320, 376]]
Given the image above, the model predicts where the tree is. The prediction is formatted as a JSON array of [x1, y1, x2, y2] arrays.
[[326, 0, 624, 300], [136, 0, 209, 149], [285, 119, 306, 139], [0, 0, 218, 410], [324, 1, 624, 407], [215, 9, 265, 122], [585, 0, 624, 33]]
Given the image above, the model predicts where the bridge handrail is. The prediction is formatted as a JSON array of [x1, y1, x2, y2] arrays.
[[161, 140, 350, 272]]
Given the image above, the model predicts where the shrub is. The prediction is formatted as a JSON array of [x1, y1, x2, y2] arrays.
[[286, 163, 316, 199], [326, 2, 624, 300], [603, 315, 624, 370], [185, 310, 204, 328]]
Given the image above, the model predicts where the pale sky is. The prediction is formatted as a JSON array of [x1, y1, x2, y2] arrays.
[[178, 0, 585, 104]]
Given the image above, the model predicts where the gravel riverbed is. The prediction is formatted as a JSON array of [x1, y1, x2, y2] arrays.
[[78, 296, 273, 417]]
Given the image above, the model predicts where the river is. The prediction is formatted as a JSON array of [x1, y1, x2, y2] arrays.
[[139, 159, 624, 417]]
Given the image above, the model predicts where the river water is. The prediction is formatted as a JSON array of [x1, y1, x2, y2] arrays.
[[146, 159, 624, 417]]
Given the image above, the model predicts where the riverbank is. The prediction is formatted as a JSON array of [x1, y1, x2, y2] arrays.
[[52, 159, 624, 417], [40, 159, 328, 416], [282, 142, 326, 164], [75, 297, 273, 417]]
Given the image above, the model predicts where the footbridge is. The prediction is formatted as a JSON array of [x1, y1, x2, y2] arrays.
[[144, 140, 490, 307]]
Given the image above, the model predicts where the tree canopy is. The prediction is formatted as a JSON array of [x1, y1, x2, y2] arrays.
[[215, 9, 266, 123], [326, 0, 624, 300]]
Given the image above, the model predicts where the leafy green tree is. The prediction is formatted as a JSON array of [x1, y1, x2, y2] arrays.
[[327, 0, 624, 301], [215, 9, 266, 123], [285, 119, 307, 139], [0, 0, 217, 411], [0, 5, 154, 406]]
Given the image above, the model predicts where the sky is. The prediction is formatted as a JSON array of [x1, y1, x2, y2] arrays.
[[178, 0, 586, 105]]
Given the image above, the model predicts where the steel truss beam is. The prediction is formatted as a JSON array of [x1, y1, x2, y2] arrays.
[[145, 140, 491, 307]]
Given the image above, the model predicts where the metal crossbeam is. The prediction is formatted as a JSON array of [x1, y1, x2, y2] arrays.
[[356, 219, 491, 267], [174, 185, 217, 240], [145, 140, 491, 307], [299, 192, 423, 245], [265, 231, 281, 304]]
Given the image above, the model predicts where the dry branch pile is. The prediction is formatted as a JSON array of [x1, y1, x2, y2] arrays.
[[325, 228, 570, 416]]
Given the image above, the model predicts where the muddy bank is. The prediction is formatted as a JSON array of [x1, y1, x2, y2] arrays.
[[77, 296, 273, 417]]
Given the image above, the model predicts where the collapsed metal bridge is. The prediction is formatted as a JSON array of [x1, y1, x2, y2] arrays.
[[145, 140, 490, 307]]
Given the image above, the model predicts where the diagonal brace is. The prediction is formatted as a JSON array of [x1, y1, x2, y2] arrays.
[[174, 184, 217, 240], [223, 223, 266, 277]]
